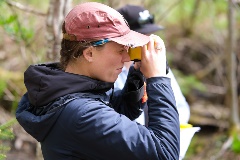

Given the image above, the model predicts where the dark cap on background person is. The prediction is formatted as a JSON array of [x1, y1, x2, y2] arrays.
[[117, 5, 164, 34], [63, 2, 149, 48]]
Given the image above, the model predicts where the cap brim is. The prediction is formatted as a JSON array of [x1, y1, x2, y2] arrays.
[[110, 30, 150, 48], [134, 24, 164, 35]]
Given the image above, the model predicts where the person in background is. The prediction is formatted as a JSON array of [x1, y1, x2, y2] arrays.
[[16, 2, 180, 160], [117, 4, 190, 125]]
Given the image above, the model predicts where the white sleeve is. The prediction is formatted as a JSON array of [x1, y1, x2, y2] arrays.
[[166, 68, 190, 124]]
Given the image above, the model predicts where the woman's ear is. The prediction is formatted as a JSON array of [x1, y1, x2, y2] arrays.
[[83, 47, 93, 62]]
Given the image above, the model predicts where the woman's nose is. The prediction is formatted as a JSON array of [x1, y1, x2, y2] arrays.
[[122, 51, 131, 62]]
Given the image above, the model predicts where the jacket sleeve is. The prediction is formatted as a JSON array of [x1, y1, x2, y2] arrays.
[[146, 77, 180, 159], [72, 77, 180, 160], [110, 66, 146, 120]]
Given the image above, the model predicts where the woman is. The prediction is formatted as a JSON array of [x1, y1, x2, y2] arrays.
[[16, 2, 180, 160]]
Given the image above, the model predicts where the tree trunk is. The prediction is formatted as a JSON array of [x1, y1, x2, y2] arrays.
[[46, 0, 72, 61], [226, 0, 239, 127]]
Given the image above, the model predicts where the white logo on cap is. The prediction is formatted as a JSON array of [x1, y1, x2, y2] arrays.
[[139, 10, 151, 21]]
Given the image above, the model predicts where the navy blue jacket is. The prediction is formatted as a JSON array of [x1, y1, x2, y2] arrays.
[[16, 63, 180, 160]]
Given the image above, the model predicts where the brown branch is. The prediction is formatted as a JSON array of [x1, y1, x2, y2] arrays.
[[204, 84, 226, 95], [195, 53, 225, 80], [5, 0, 46, 16]]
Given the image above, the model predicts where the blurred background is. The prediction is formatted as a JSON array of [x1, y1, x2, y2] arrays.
[[0, 0, 239, 159]]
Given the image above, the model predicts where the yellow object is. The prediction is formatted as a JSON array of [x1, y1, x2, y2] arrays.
[[180, 123, 193, 129], [128, 36, 157, 61], [128, 47, 142, 61]]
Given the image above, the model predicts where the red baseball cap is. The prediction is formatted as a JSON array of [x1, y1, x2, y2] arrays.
[[63, 2, 150, 48]]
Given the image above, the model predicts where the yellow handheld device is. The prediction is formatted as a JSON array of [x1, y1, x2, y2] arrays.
[[128, 44, 170, 74], [128, 46, 143, 61], [128, 36, 156, 61]]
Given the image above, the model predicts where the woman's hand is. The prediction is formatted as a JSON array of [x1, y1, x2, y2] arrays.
[[140, 34, 166, 79]]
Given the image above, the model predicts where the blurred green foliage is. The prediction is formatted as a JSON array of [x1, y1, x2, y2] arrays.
[[0, 79, 6, 98], [172, 69, 206, 96], [161, 0, 228, 26], [231, 132, 240, 153], [0, 119, 16, 160], [0, 4, 34, 44], [0, 0, 39, 113], [0, 67, 24, 112]]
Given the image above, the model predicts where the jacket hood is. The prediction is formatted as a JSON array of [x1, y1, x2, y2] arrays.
[[24, 63, 114, 107], [16, 62, 114, 141]]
